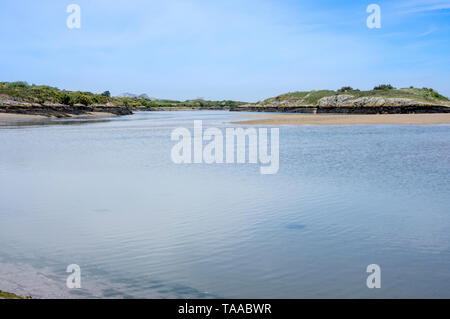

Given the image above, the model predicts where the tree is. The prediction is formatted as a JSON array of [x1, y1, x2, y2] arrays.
[[101, 90, 111, 97], [338, 86, 354, 93], [374, 84, 395, 90]]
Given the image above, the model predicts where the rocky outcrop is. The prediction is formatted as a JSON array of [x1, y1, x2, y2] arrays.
[[231, 93, 450, 114], [0, 96, 133, 117], [317, 95, 434, 107], [231, 103, 450, 114], [317, 95, 355, 106]]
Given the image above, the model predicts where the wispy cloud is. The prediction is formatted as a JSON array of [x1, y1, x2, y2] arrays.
[[400, 0, 450, 13], [418, 26, 438, 37]]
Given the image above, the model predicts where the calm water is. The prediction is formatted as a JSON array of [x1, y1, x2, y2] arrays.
[[0, 111, 449, 298]]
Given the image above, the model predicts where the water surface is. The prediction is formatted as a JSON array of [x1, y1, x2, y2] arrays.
[[1, 111, 449, 298]]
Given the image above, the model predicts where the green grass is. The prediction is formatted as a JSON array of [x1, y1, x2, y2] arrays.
[[259, 87, 449, 106], [2, 82, 447, 108], [302, 90, 336, 105], [0, 81, 246, 109], [0, 290, 25, 299], [337, 88, 449, 103]]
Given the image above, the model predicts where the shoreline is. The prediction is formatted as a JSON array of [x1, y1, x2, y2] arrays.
[[232, 113, 450, 126], [0, 111, 118, 122], [0, 289, 28, 299], [133, 106, 229, 111]]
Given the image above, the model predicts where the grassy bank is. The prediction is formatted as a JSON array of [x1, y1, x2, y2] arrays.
[[0, 81, 245, 109], [2, 82, 448, 111], [0, 289, 28, 299], [258, 85, 449, 106]]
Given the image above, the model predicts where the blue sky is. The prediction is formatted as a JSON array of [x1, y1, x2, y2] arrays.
[[1, 0, 449, 101]]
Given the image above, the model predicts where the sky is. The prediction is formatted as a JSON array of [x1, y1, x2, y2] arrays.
[[0, 0, 449, 101]]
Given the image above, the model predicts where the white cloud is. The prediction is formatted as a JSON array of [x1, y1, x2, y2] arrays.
[[399, 0, 450, 13]]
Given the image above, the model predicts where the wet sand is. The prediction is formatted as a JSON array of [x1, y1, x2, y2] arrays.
[[68, 112, 117, 118], [0, 113, 47, 120], [232, 113, 450, 125]]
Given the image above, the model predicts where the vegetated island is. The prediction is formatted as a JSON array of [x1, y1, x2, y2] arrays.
[[0, 81, 244, 119], [1, 82, 450, 120], [231, 85, 450, 114]]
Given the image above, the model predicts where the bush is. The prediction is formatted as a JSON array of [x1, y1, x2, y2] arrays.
[[338, 86, 353, 93], [75, 95, 91, 106], [374, 84, 395, 90], [90, 95, 100, 104], [140, 100, 158, 108], [101, 91, 111, 97], [59, 93, 74, 106], [7, 81, 29, 89]]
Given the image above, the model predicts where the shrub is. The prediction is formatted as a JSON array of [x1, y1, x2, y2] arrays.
[[7, 81, 29, 89], [75, 95, 91, 106], [140, 100, 158, 108], [374, 84, 395, 90], [338, 86, 353, 93], [101, 91, 111, 97], [59, 93, 74, 106], [90, 96, 100, 104]]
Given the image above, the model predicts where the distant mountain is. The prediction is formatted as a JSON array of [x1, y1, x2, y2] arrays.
[[139, 93, 158, 100], [120, 93, 138, 98], [120, 93, 157, 100]]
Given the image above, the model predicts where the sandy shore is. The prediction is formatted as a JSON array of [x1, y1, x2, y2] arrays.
[[0, 112, 117, 122], [68, 112, 117, 118], [0, 113, 47, 120], [232, 113, 450, 126]]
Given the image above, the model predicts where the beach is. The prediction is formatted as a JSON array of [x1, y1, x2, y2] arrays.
[[0, 113, 47, 121], [232, 113, 450, 125]]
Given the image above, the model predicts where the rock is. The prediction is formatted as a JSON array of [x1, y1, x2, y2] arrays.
[[384, 98, 424, 106], [318, 96, 426, 107], [318, 95, 354, 107], [352, 97, 386, 107], [1, 94, 133, 117]]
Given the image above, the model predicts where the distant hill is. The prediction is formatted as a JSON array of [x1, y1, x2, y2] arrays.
[[120, 92, 138, 98]]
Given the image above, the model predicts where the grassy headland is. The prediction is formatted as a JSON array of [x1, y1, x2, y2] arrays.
[[256, 86, 449, 107], [0, 81, 244, 111], [232, 85, 450, 114]]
